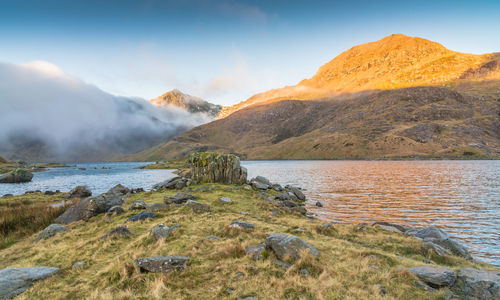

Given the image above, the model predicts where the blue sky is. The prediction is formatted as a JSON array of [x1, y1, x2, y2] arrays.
[[1, 0, 499, 105]]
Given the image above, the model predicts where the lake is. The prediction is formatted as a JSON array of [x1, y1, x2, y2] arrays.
[[243, 160, 500, 266], [1, 160, 498, 266]]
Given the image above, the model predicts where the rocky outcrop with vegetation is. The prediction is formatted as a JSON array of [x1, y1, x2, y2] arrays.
[[188, 152, 247, 184], [0, 169, 33, 183]]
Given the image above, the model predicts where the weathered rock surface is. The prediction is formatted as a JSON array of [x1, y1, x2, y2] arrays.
[[127, 212, 155, 222], [129, 200, 147, 210], [188, 152, 247, 184], [421, 242, 451, 257], [56, 187, 125, 224], [0, 169, 33, 184], [229, 221, 255, 230], [100, 225, 131, 239], [406, 226, 472, 260], [72, 261, 85, 269], [34, 224, 68, 242], [150, 224, 171, 240], [106, 206, 125, 216], [185, 200, 211, 212], [0, 267, 59, 299], [455, 268, 500, 300], [68, 185, 92, 198], [219, 197, 232, 204], [108, 184, 130, 195], [164, 192, 196, 204], [264, 233, 319, 261], [245, 244, 266, 260], [409, 266, 456, 288], [134, 256, 190, 273], [290, 187, 306, 201], [251, 181, 269, 190], [152, 177, 188, 190]]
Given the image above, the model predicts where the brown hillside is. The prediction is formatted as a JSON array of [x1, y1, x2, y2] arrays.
[[219, 34, 500, 118], [129, 86, 500, 160]]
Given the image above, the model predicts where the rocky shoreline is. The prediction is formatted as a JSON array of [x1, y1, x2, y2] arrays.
[[0, 152, 498, 299]]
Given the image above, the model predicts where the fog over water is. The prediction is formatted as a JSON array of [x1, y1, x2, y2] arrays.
[[0, 61, 211, 161]]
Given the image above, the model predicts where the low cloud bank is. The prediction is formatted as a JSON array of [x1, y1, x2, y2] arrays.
[[0, 61, 211, 161]]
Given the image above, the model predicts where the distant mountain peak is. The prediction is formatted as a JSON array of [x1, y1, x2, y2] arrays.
[[150, 89, 222, 117]]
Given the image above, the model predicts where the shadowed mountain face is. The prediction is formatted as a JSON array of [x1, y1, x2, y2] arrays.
[[218, 34, 500, 118], [131, 86, 500, 160], [151, 89, 222, 118]]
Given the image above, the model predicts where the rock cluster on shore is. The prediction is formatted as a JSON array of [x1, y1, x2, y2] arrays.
[[0, 168, 33, 183], [188, 152, 247, 184]]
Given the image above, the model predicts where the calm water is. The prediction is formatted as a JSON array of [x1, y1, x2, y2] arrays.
[[0, 162, 176, 196], [1, 160, 499, 265], [243, 160, 500, 266]]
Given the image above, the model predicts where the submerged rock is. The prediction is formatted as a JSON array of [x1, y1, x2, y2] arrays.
[[409, 266, 456, 288], [34, 224, 68, 242], [264, 233, 319, 261], [0, 267, 59, 299], [135, 256, 190, 273], [0, 168, 33, 183]]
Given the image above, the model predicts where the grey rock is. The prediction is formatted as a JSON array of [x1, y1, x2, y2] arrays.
[[237, 297, 258, 300], [194, 185, 213, 192], [185, 200, 211, 212], [134, 256, 190, 273], [251, 181, 269, 190], [72, 261, 85, 269], [372, 222, 406, 233], [108, 184, 130, 195], [34, 224, 68, 242], [315, 201, 323, 207], [219, 197, 232, 204], [106, 205, 124, 216], [406, 226, 449, 240], [422, 242, 451, 257], [254, 176, 271, 186], [409, 266, 456, 288], [229, 221, 255, 230], [127, 212, 155, 222], [272, 184, 283, 192], [282, 200, 298, 208], [147, 203, 170, 211], [272, 259, 291, 269], [375, 284, 387, 295], [290, 187, 305, 201], [406, 226, 472, 260], [100, 225, 131, 239], [415, 280, 435, 291], [275, 192, 290, 201], [204, 235, 220, 241], [68, 185, 92, 198], [245, 244, 266, 260], [265, 233, 319, 261], [456, 268, 500, 300], [152, 177, 186, 190], [164, 192, 196, 204], [129, 200, 147, 210], [0, 267, 59, 299], [150, 224, 171, 241], [300, 268, 310, 276], [56, 188, 124, 224], [0, 169, 33, 183], [291, 206, 307, 215]]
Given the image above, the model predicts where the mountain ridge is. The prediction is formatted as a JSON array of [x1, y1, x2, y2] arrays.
[[151, 89, 222, 118]]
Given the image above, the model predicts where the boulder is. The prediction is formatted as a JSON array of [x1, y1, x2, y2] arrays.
[[315, 201, 323, 207], [251, 181, 269, 190], [100, 225, 131, 239], [455, 268, 500, 300], [421, 242, 451, 257], [371, 222, 406, 233], [127, 212, 155, 222], [0, 267, 59, 299], [291, 206, 307, 215], [406, 226, 472, 260], [245, 244, 266, 260], [134, 256, 190, 273], [185, 200, 211, 212], [254, 176, 271, 186], [0, 168, 33, 183], [164, 192, 196, 204], [275, 192, 290, 201], [150, 224, 171, 241], [129, 200, 147, 210], [106, 206, 125, 216], [56, 187, 125, 224], [219, 197, 232, 204], [229, 221, 255, 231], [152, 177, 187, 190], [34, 224, 68, 242], [72, 261, 85, 269], [408, 266, 456, 288], [68, 185, 92, 198], [188, 152, 247, 184], [289, 187, 306, 201], [108, 184, 130, 195], [264, 233, 319, 261]]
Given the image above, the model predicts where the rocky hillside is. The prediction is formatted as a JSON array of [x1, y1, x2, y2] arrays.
[[131, 85, 500, 160], [151, 89, 222, 118], [219, 34, 500, 118]]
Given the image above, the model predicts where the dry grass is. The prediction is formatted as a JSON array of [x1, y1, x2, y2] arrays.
[[0, 184, 494, 299]]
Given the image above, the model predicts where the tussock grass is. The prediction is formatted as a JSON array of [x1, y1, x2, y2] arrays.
[[0, 184, 495, 299]]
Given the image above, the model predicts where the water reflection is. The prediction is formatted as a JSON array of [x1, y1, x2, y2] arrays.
[[243, 160, 500, 266]]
